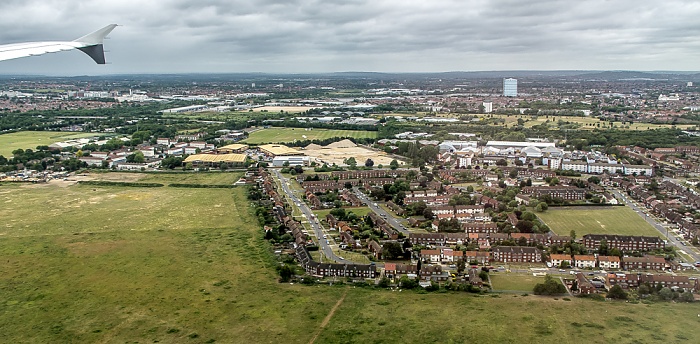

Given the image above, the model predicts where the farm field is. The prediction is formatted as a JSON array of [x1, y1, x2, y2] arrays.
[[489, 273, 547, 292], [1, 177, 699, 343], [0, 131, 97, 157], [243, 127, 377, 144], [537, 206, 661, 237]]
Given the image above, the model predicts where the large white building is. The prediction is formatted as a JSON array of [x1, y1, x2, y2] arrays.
[[272, 156, 310, 167], [483, 101, 493, 113], [503, 78, 518, 97]]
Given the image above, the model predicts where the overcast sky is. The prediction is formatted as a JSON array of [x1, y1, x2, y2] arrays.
[[0, 0, 699, 75]]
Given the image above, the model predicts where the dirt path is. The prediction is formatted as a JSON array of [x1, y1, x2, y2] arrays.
[[308, 290, 347, 344]]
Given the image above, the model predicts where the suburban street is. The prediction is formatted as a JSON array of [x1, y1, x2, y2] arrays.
[[610, 188, 700, 263], [272, 170, 346, 263], [352, 187, 410, 235]]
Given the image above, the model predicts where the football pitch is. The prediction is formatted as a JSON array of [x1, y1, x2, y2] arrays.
[[537, 206, 661, 237]]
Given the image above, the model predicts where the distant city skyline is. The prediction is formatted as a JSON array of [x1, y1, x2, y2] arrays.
[[0, 0, 699, 75]]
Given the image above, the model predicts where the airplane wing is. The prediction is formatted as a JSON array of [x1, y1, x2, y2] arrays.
[[0, 24, 117, 64]]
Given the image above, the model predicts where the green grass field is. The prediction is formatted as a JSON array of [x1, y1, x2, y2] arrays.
[[0, 131, 97, 157], [469, 114, 696, 131], [84, 171, 242, 185], [538, 206, 661, 237], [490, 274, 547, 292], [2, 177, 700, 343], [243, 128, 377, 144]]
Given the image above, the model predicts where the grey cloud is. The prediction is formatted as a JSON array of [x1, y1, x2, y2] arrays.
[[0, 0, 699, 74]]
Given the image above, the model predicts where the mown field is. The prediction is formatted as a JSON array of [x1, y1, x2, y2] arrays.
[[489, 274, 547, 292], [0, 131, 97, 157], [538, 206, 661, 237], [1, 175, 699, 343], [243, 128, 378, 144]]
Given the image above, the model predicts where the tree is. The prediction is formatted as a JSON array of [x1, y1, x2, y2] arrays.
[[330, 208, 346, 220], [277, 264, 295, 282], [658, 287, 675, 301], [509, 169, 519, 178], [390, 159, 399, 170], [364, 158, 374, 167], [382, 242, 404, 260], [598, 239, 609, 255], [496, 159, 507, 166], [378, 277, 390, 288], [126, 151, 145, 163], [606, 285, 628, 300], [399, 276, 419, 289], [533, 275, 566, 295], [344, 157, 357, 168], [457, 259, 466, 275], [569, 230, 576, 241], [422, 208, 434, 220]]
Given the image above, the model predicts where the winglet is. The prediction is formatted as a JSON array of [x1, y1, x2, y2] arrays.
[[73, 24, 118, 64], [73, 24, 118, 45]]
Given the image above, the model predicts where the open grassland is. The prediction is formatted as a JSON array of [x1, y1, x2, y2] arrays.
[[316, 289, 700, 344], [490, 274, 547, 292], [469, 114, 696, 131], [538, 206, 661, 237], [81, 171, 242, 185], [243, 128, 377, 144], [0, 131, 97, 157], [2, 179, 700, 343]]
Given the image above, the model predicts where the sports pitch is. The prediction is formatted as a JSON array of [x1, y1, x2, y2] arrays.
[[243, 128, 377, 144], [537, 206, 661, 237], [0, 131, 97, 157]]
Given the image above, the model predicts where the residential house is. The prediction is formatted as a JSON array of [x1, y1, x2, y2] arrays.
[[597, 255, 621, 270], [549, 254, 572, 268], [573, 255, 597, 269], [491, 246, 542, 263], [623, 256, 666, 271]]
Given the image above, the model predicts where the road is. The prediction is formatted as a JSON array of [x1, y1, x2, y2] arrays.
[[611, 188, 700, 263], [271, 170, 348, 263], [351, 187, 410, 235]]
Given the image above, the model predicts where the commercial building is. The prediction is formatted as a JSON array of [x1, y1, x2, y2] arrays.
[[183, 153, 247, 168], [272, 156, 310, 167], [503, 78, 518, 97], [258, 144, 304, 158]]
